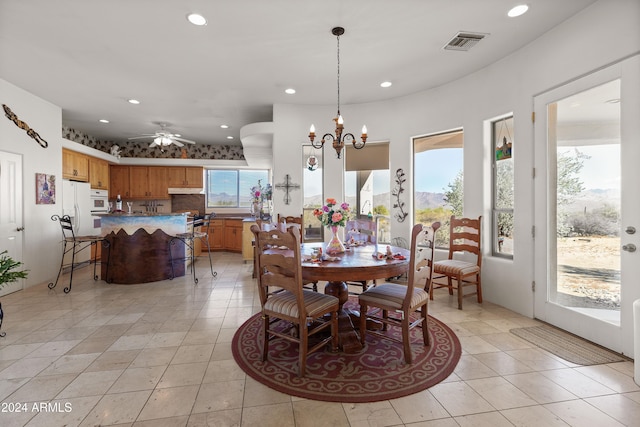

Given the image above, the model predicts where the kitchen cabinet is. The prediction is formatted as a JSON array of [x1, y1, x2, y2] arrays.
[[242, 219, 257, 262], [208, 219, 224, 250], [205, 218, 243, 252], [89, 157, 109, 190], [224, 219, 243, 252], [109, 165, 130, 198], [62, 149, 89, 181], [130, 166, 169, 199], [167, 167, 203, 188]]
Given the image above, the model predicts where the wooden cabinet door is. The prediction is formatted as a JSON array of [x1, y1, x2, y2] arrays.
[[62, 149, 89, 181], [166, 167, 185, 188], [89, 157, 109, 189], [208, 220, 224, 250], [147, 167, 168, 199], [109, 165, 130, 198], [242, 220, 257, 261], [166, 167, 203, 188], [184, 167, 203, 187], [224, 220, 243, 252], [129, 166, 148, 198]]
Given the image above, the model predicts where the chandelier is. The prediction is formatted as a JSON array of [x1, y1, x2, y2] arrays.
[[308, 27, 367, 159]]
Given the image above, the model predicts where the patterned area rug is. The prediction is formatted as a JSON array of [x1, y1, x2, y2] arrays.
[[510, 325, 627, 365], [232, 299, 461, 403]]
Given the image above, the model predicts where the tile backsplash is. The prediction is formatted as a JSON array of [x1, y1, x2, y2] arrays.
[[171, 194, 205, 215]]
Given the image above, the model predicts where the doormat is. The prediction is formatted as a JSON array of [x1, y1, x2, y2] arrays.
[[510, 325, 627, 365]]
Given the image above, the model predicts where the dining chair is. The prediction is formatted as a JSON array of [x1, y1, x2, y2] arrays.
[[358, 222, 440, 364], [430, 215, 482, 310], [345, 218, 378, 294], [251, 224, 339, 377], [277, 213, 320, 291], [277, 214, 303, 242]]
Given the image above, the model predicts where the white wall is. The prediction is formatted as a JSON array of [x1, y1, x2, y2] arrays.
[[272, 0, 640, 317], [0, 79, 64, 288]]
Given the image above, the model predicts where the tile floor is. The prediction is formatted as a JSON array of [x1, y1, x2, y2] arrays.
[[0, 252, 639, 426]]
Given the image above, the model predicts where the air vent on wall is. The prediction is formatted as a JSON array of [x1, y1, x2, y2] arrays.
[[443, 32, 487, 51]]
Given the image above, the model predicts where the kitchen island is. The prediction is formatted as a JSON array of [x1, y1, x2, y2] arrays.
[[99, 212, 189, 284]]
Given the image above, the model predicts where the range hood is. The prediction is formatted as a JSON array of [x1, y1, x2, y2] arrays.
[[168, 187, 204, 195]]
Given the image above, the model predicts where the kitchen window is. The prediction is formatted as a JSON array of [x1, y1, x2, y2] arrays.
[[206, 169, 269, 208]]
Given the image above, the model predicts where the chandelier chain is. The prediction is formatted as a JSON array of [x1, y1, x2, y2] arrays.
[[336, 32, 340, 115]]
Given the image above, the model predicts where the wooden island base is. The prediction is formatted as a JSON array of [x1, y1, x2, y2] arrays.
[[101, 229, 185, 284]]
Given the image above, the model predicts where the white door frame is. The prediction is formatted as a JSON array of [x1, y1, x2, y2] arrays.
[[534, 55, 640, 357]]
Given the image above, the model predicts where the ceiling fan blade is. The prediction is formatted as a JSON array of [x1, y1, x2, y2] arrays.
[[173, 136, 196, 144], [172, 140, 185, 147], [128, 135, 155, 140], [149, 141, 158, 148]]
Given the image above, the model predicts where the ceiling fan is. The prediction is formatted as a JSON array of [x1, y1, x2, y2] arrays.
[[128, 122, 196, 149]]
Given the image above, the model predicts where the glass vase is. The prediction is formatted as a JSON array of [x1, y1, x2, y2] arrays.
[[326, 225, 345, 254], [251, 201, 262, 219]]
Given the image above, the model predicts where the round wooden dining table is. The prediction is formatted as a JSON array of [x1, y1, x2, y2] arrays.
[[300, 242, 410, 353]]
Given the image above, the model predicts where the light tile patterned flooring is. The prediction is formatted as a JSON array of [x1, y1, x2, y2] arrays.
[[0, 252, 639, 426]]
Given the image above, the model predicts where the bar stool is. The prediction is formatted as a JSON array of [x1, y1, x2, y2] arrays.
[[48, 214, 109, 293], [169, 213, 217, 284]]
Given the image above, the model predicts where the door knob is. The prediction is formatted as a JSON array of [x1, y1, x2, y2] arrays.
[[625, 226, 636, 235], [622, 244, 636, 252], [16, 227, 25, 231]]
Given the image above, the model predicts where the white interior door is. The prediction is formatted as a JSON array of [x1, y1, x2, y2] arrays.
[[534, 56, 640, 357], [0, 151, 24, 297]]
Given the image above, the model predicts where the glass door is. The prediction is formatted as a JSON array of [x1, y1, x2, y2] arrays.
[[534, 56, 640, 356]]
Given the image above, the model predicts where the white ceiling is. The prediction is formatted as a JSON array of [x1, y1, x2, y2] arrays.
[[0, 0, 598, 147]]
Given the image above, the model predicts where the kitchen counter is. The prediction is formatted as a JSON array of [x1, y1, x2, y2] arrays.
[[98, 212, 185, 217], [100, 213, 188, 284], [100, 212, 187, 235]]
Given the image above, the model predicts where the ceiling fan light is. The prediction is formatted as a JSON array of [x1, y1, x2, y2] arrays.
[[161, 137, 172, 145]]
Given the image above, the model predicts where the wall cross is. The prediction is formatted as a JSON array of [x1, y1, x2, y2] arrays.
[[275, 174, 300, 205]]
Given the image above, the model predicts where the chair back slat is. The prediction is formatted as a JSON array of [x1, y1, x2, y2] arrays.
[[447, 215, 482, 266], [405, 222, 440, 305], [277, 214, 303, 242]]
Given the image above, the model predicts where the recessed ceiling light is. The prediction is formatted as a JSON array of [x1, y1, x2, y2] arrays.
[[508, 4, 529, 18], [99, 119, 109, 123], [187, 13, 207, 26], [285, 88, 296, 95], [380, 81, 392, 88], [226, 136, 234, 140], [220, 124, 229, 129], [128, 99, 140, 105]]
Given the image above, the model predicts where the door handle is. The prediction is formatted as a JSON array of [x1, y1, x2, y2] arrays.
[[16, 227, 25, 231], [622, 244, 636, 252]]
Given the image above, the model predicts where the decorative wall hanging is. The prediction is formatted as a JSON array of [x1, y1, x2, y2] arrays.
[[275, 174, 300, 205], [391, 168, 408, 222], [35, 173, 56, 205], [2, 104, 49, 148]]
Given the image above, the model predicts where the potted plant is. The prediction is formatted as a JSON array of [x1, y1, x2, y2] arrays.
[[0, 250, 28, 337]]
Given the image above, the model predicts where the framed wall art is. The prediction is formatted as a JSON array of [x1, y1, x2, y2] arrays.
[[36, 173, 56, 205]]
